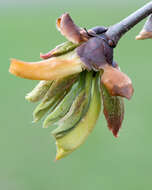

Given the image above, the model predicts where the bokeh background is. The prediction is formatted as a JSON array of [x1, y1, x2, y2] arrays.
[[1, 0, 152, 189]]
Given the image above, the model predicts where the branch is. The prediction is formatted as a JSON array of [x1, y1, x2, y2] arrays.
[[106, 1, 152, 46]]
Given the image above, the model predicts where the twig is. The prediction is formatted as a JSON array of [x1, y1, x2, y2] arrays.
[[106, 1, 152, 47]]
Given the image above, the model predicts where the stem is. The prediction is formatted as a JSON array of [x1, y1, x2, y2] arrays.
[[106, 1, 152, 46]]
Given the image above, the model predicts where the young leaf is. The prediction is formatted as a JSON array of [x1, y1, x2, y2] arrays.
[[101, 84, 124, 137]]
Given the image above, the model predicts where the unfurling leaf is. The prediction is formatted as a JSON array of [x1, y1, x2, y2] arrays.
[[55, 72, 101, 160], [101, 84, 124, 137], [33, 74, 79, 122], [52, 71, 92, 137], [42, 79, 82, 128], [40, 41, 79, 59], [25, 80, 53, 102]]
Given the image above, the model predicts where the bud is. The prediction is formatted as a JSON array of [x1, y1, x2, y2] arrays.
[[9, 12, 135, 160], [136, 15, 152, 40]]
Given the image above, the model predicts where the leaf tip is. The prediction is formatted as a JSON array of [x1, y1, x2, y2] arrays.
[[112, 129, 119, 138], [55, 145, 67, 160], [42, 122, 48, 128], [9, 58, 18, 75], [107, 123, 120, 138]]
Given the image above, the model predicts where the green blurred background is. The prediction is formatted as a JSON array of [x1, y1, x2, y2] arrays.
[[1, 0, 152, 189]]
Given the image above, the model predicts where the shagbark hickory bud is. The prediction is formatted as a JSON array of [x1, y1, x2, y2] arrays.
[[9, 12, 135, 160]]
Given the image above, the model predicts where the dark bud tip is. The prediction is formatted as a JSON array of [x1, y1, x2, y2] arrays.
[[89, 26, 108, 35]]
